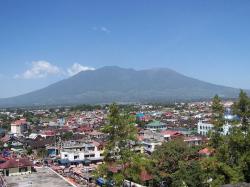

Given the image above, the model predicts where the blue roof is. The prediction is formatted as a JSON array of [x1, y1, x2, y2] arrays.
[[96, 178, 106, 185], [136, 113, 145, 117]]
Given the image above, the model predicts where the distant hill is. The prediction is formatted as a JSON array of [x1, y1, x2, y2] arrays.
[[0, 66, 244, 107]]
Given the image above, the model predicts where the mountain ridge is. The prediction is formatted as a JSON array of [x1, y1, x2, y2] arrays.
[[0, 66, 245, 107]]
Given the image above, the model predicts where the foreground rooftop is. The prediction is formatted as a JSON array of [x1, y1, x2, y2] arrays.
[[5, 167, 74, 187]]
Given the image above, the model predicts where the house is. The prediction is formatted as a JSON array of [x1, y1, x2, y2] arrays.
[[86, 130, 105, 139], [160, 130, 183, 141], [40, 130, 56, 138], [10, 119, 27, 136], [59, 140, 104, 165], [28, 133, 39, 139], [198, 147, 214, 157], [197, 121, 214, 136], [136, 113, 145, 121], [197, 121, 233, 136], [183, 136, 203, 146], [142, 130, 164, 142], [0, 158, 33, 176], [145, 121, 167, 131], [142, 139, 162, 154]]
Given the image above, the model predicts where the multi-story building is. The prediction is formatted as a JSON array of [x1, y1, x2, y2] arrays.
[[145, 121, 167, 131], [197, 121, 233, 136], [60, 140, 104, 164], [10, 119, 27, 136], [197, 121, 214, 136], [142, 139, 162, 154]]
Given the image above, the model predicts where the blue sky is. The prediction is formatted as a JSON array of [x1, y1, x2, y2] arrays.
[[0, 0, 250, 98]]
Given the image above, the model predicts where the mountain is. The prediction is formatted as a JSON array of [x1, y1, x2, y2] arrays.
[[0, 66, 244, 107]]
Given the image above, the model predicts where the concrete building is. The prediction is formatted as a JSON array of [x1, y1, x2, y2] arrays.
[[145, 121, 167, 131], [142, 139, 162, 154], [197, 121, 214, 136], [0, 158, 33, 176], [197, 121, 233, 136], [60, 140, 104, 164], [10, 119, 27, 136]]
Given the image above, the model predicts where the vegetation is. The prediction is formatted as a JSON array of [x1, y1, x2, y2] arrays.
[[70, 104, 102, 111], [61, 131, 74, 140], [96, 103, 152, 186], [37, 148, 48, 159], [96, 91, 250, 186]]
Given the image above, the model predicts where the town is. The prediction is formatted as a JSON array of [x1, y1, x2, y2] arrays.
[[0, 90, 248, 187]]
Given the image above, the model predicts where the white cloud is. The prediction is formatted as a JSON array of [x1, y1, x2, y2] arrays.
[[92, 26, 111, 33], [15, 61, 61, 79], [100, 26, 110, 33], [67, 63, 95, 76]]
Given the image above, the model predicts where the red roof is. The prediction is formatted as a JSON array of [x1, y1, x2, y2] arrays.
[[108, 165, 119, 173], [0, 156, 7, 162], [1, 135, 11, 143], [161, 130, 183, 137], [13, 118, 27, 126], [87, 130, 103, 136], [137, 135, 144, 141], [164, 112, 173, 116], [198, 147, 214, 156], [42, 130, 55, 136], [0, 158, 33, 169], [77, 126, 92, 132], [140, 170, 153, 182]]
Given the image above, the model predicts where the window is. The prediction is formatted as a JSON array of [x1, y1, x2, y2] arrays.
[[88, 147, 95, 151], [64, 154, 68, 158]]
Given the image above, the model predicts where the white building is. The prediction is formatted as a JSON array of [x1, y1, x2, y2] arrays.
[[60, 140, 104, 163], [197, 121, 232, 136], [11, 119, 27, 136], [142, 139, 162, 154], [197, 121, 214, 136]]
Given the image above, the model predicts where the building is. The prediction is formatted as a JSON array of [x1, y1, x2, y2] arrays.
[[142, 130, 164, 142], [184, 136, 203, 146], [0, 158, 33, 176], [198, 147, 214, 157], [160, 130, 183, 141], [10, 119, 27, 136], [142, 139, 162, 154], [59, 140, 104, 164], [145, 121, 167, 131], [197, 121, 214, 136], [197, 121, 233, 136]]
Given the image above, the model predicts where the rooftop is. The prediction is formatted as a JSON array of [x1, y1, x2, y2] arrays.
[[5, 167, 74, 187], [146, 120, 166, 127]]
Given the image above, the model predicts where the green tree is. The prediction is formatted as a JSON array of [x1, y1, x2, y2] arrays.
[[201, 157, 243, 186], [62, 131, 73, 140], [26, 147, 33, 155], [151, 138, 200, 186], [171, 160, 205, 187], [209, 91, 250, 184], [97, 103, 138, 186], [37, 148, 48, 159], [102, 103, 137, 162], [233, 90, 250, 133], [210, 95, 225, 148]]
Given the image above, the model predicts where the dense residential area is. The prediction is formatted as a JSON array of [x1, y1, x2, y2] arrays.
[[0, 91, 249, 186]]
